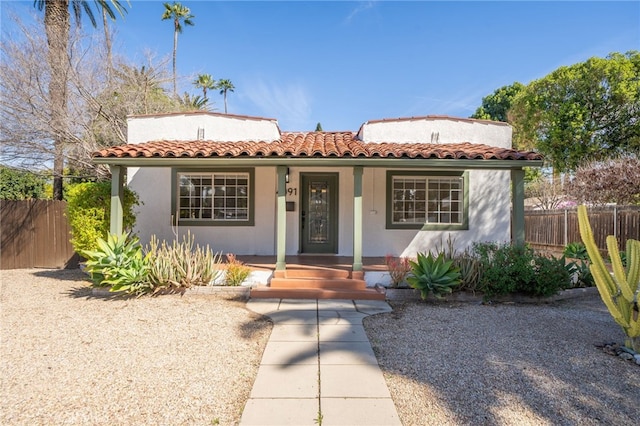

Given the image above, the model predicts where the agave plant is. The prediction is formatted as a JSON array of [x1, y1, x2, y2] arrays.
[[407, 252, 461, 299], [81, 233, 151, 295]]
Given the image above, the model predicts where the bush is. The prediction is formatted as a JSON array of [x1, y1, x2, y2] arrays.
[[0, 166, 47, 200], [147, 232, 222, 291], [384, 254, 412, 288], [563, 242, 588, 260], [224, 254, 251, 286], [66, 181, 140, 254], [473, 242, 571, 298]]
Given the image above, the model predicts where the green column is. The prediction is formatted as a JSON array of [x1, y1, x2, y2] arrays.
[[353, 166, 363, 272], [276, 166, 287, 270], [110, 165, 124, 235], [511, 168, 525, 246]]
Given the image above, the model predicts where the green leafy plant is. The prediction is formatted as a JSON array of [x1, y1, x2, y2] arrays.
[[578, 205, 640, 352], [565, 259, 595, 288], [473, 242, 571, 298], [563, 242, 589, 260], [384, 254, 412, 288], [81, 233, 151, 296], [406, 252, 461, 299], [224, 254, 251, 286], [66, 181, 139, 254], [454, 250, 483, 292], [147, 232, 222, 291]]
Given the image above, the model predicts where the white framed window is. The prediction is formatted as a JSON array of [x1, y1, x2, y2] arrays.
[[173, 169, 254, 226], [386, 171, 468, 230]]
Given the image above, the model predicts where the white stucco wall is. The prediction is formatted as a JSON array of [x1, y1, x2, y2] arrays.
[[359, 117, 512, 148], [360, 168, 511, 257], [128, 166, 277, 255], [127, 112, 280, 143]]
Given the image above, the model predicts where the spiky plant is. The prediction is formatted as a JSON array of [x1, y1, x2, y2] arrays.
[[578, 205, 640, 352], [407, 252, 461, 299]]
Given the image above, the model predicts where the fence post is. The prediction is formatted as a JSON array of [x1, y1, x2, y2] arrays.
[[564, 209, 568, 246], [613, 204, 617, 239]]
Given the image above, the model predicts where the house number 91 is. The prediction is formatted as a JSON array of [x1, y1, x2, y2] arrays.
[[287, 188, 297, 196]]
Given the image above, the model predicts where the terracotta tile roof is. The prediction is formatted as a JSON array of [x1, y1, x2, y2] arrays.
[[93, 131, 543, 161]]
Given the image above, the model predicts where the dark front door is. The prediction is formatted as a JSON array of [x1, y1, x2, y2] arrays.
[[300, 173, 338, 253]]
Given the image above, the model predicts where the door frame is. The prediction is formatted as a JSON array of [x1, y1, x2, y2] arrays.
[[299, 173, 339, 254]]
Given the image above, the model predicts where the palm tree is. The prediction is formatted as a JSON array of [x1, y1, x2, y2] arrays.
[[217, 79, 235, 114], [193, 74, 216, 100], [161, 2, 194, 98], [179, 92, 209, 111], [33, 0, 128, 200]]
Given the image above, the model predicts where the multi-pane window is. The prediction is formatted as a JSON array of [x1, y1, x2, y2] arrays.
[[390, 174, 465, 227], [178, 172, 249, 222]]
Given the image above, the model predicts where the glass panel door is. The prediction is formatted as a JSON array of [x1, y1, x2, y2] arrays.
[[300, 174, 338, 253]]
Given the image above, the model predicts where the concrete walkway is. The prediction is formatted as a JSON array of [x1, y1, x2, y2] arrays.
[[242, 299, 402, 425]]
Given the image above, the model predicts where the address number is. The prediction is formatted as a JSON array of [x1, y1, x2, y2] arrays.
[[287, 188, 297, 196]]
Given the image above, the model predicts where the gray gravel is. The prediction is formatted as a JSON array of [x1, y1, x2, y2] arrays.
[[0, 269, 272, 426], [364, 298, 640, 425], [2, 269, 639, 425]]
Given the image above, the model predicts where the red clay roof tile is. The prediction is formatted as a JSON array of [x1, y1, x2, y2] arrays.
[[93, 131, 543, 161]]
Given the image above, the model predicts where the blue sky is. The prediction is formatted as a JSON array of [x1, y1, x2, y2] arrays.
[[2, 1, 639, 131]]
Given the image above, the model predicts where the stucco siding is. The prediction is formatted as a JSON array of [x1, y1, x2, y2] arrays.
[[361, 168, 511, 257], [128, 167, 277, 255], [127, 113, 280, 144], [359, 118, 512, 148]]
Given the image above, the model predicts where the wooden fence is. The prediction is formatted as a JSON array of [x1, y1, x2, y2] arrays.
[[1, 200, 78, 269], [525, 205, 640, 253]]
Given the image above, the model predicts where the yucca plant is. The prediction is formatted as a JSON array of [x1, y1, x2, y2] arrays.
[[81, 233, 152, 295], [146, 232, 222, 291], [407, 252, 461, 299], [578, 205, 640, 352]]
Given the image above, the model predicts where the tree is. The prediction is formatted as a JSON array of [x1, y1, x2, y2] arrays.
[[510, 51, 640, 173], [178, 92, 209, 111], [161, 2, 194, 98], [217, 79, 235, 114], [567, 155, 640, 205], [32, 0, 128, 200], [193, 73, 216, 100], [1, 16, 177, 181], [315, 122, 323, 131], [471, 82, 524, 123]]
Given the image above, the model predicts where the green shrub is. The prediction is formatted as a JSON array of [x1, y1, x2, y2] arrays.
[[81, 233, 152, 296], [565, 259, 595, 288], [66, 181, 140, 254], [224, 254, 251, 286], [563, 242, 588, 260], [406, 252, 461, 299], [0, 166, 47, 200], [473, 242, 571, 298], [147, 232, 222, 291]]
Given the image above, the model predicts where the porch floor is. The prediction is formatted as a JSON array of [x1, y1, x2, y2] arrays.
[[236, 256, 388, 272]]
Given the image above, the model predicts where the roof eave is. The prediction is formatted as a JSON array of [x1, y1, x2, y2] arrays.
[[93, 157, 543, 169]]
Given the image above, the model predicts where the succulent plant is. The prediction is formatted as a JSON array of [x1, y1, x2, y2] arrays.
[[407, 252, 461, 299]]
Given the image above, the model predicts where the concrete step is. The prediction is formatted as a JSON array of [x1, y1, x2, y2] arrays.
[[269, 277, 366, 290], [250, 286, 386, 300], [273, 268, 351, 279]]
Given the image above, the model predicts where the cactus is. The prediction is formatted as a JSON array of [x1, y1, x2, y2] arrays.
[[577, 205, 640, 352]]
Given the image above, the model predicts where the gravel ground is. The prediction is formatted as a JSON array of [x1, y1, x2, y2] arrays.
[[2, 269, 639, 425], [364, 298, 640, 425], [0, 269, 272, 426]]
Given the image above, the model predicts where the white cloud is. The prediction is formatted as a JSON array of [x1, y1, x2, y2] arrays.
[[241, 77, 313, 130], [344, 1, 375, 24]]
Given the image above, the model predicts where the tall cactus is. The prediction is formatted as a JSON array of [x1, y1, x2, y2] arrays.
[[577, 205, 640, 352]]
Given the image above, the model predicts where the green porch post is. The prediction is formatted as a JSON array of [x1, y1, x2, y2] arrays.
[[353, 166, 363, 272], [511, 168, 525, 246], [110, 165, 124, 235], [276, 166, 287, 270]]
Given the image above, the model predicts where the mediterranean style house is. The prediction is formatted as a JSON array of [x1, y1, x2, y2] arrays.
[[93, 112, 542, 294]]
